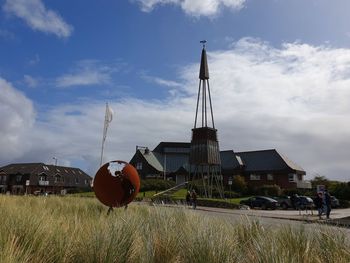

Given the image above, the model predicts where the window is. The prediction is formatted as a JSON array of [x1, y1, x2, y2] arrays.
[[1, 175, 6, 183], [16, 175, 22, 183], [55, 175, 60, 183], [75, 178, 79, 184], [267, 174, 273, 181], [85, 179, 88, 185], [136, 162, 143, 170], [288, 174, 296, 182], [250, 174, 260, 181]]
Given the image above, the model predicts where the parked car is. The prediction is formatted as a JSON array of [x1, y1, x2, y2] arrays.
[[295, 196, 314, 210], [331, 196, 340, 208], [240, 196, 278, 210], [273, 196, 293, 209]]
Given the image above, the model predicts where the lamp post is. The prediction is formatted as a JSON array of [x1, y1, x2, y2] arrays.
[[53, 157, 58, 166]]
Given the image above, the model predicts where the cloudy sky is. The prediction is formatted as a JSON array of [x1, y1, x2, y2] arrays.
[[1, 0, 350, 181]]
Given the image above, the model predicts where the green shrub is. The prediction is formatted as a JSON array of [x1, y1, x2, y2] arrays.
[[231, 175, 247, 193], [258, 185, 281, 196], [331, 182, 350, 200], [140, 179, 176, 192]]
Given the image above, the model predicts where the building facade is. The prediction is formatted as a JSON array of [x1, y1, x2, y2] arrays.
[[0, 163, 92, 195], [130, 142, 311, 189]]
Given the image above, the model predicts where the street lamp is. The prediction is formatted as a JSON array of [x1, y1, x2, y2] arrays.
[[53, 157, 58, 166]]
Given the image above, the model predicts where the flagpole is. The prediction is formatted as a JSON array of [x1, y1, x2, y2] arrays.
[[100, 103, 108, 167]]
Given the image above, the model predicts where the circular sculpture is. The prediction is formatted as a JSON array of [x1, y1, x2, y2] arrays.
[[93, 160, 140, 207]]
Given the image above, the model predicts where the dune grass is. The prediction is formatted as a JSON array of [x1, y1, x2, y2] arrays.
[[0, 195, 349, 263]]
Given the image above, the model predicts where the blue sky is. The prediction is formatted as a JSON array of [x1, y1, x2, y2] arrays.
[[1, 0, 350, 181]]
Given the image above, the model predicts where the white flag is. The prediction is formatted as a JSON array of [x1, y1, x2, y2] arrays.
[[100, 103, 114, 166], [106, 104, 113, 123]]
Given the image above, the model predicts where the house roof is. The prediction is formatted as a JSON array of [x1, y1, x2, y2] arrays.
[[153, 142, 190, 153], [138, 149, 164, 172], [236, 149, 305, 174], [0, 163, 92, 179], [133, 143, 306, 175], [220, 150, 242, 170]]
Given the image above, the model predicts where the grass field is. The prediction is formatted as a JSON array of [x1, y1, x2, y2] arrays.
[[0, 195, 349, 263]]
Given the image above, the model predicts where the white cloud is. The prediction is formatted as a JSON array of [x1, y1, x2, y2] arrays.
[[55, 60, 119, 88], [2, 39, 350, 181], [0, 77, 35, 160], [3, 0, 73, 38], [23, 75, 39, 88], [133, 0, 246, 16], [141, 73, 182, 87]]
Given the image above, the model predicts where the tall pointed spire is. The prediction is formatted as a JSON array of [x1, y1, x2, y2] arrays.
[[199, 46, 209, 80], [189, 41, 223, 199]]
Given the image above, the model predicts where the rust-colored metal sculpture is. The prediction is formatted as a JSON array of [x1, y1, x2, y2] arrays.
[[93, 160, 140, 208]]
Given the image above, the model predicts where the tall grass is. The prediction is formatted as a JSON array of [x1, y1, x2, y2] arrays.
[[0, 195, 349, 263]]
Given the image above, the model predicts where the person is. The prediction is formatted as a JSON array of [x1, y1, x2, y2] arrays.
[[191, 190, 197, 209], [314, 192, 323, 219], [186, 191, 191, 207], [324, 190, 332, 219], [291, 194, 299, 209], [290, 194, 301, 210]]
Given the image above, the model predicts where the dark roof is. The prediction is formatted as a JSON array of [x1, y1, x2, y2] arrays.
[[153, 142, 190, 154], [220, 150, 242, 170], [0, 163, 92, 179], [133, 142, 306, 175], [236, 149, 305, 174]]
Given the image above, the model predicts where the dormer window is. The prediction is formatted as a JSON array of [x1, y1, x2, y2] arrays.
[[55, 174, 61, 183], [250, 174, 260, 181]]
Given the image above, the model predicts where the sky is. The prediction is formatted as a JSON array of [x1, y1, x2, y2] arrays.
[[1, 0, 350, 181]]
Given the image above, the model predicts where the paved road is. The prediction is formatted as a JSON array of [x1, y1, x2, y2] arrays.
[[143, 202, 350, 238], [136, 201, 350, 238], [190, 206, 350, 238]]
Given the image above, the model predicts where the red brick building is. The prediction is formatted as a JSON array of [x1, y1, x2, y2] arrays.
[[0, 163, 92, 195]]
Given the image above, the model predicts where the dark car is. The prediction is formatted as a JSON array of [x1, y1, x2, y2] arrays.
[[240, 196, 278, 210], [331, 196, 340, 208], [295, 196, 314, 210], [274, 196, 293, 209]]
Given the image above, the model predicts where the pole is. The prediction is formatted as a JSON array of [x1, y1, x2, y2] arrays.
[[100, 103, 108, 167], [164, 154, 166, 180]]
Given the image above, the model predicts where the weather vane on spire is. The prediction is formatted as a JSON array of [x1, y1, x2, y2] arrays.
[[200, 40, 207, 48]]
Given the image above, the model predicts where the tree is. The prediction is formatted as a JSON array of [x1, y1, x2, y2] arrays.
[[311, 175, 330, 189], [231, 175, 247, 193]]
